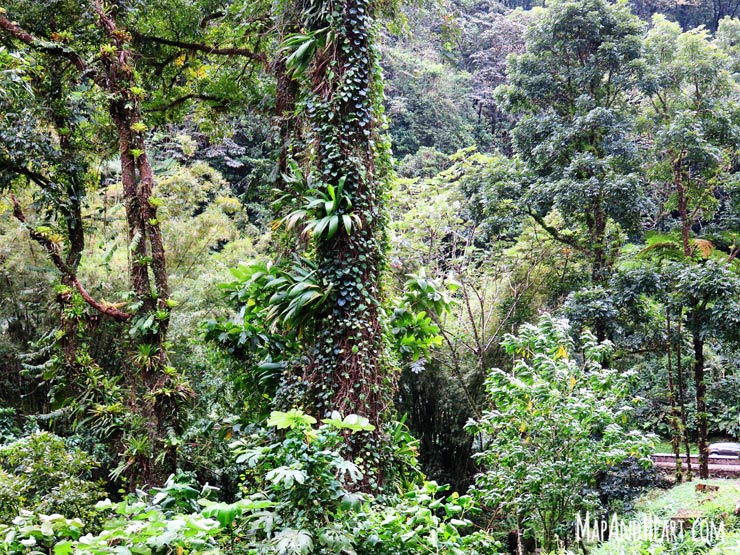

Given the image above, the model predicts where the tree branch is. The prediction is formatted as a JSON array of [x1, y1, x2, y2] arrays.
[[0, 15, 88, 73], [526, 207, 591, 256], [0, 158, 53, 188], [146, 92, 227, 112], [132, 31, 267, 64], [11, 194, 131, 321]]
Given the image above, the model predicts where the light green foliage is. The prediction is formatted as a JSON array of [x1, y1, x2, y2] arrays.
[[0, 512, 86, 555], [389, 148, 524, 272], [0, 432, 106, 526], [388, 147, 579, 488], [468, 315, 655, 551], [355, 481, 497, 555], [389, 270, 456, 363], [226, 409, 497, 555], [0, 499, 224, 555], [0, 411, 498, 555], [230, 409, 376, 538], [639, 15, 740, 260]]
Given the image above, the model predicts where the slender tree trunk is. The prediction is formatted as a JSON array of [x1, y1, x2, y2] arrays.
[[51, 81, 87, 371], [273, 56, 298, 183], [692, 323, 709, 479], [676, 175, 691, 257], [590, 198, 608, 285], [676, 314, 693, 480], [666, 309, 683, 482], [94, 1, 177, 486]]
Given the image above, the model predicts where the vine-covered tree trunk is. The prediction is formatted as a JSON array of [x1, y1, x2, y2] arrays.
[[303, 0, 390, 430]]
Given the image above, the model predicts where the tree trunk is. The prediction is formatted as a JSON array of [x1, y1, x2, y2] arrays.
[[666, 309, 683, 482], [676, 314, 693, 480], [286, 0, 391, 484], [676, 175, 691, 257], [94, 1, 177, 486], [692, 325, 709, 479]]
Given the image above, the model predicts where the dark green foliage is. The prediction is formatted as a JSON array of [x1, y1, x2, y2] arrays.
[[499, 0, 647, 284], [389, 271, 455, 363], [596, 457, 670, 516], [706, 375, 740, 437]]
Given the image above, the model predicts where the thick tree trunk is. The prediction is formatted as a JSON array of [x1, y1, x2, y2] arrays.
[[302, 0, 388, 426]]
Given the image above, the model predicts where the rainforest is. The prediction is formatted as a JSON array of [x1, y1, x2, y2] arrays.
[[2, 0, 740, 554]]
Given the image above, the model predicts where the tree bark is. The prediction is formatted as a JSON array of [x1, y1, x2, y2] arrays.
[[692, 324, 709, 479], [666, 309, 683, 482], [93, 0, 177, 485], [306, 0, 387, 425], [675, 313, 693, 480], [676, 172, 691, 257]]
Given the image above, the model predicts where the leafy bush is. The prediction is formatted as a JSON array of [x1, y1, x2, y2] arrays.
[[0, 431, 106, 525], [231, 409, 496, 554], [0, 412, 499, 555], [467, 315, 655, 552], [0, 407, 20, 444]]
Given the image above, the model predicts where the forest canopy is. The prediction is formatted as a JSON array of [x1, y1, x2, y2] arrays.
[[2, 0, 740, 554]]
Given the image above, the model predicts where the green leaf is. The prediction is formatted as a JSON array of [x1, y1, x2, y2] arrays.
[[54, 542, 74, 555], [326, 215, 339, 239], [267, 409, 317, 430], [322, 411, 375, 432]]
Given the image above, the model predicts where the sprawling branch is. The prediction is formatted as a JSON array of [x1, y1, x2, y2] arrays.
[[146, 93, 226, 112], [0, 15, 88, 73], [0, 158, 53, 188], [526, 207, 591, 256], [11, 194, 131, 321], [132, 31, 267, 64]]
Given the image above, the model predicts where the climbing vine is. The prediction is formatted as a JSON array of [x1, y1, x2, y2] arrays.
[[268, 0, 395, 482]]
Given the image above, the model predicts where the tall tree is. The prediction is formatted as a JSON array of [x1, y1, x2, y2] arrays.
[[275, 0, 392, 426], [0, 0, 266, 486], [497, 0, 646, 308], [640, 15, 740, 478]]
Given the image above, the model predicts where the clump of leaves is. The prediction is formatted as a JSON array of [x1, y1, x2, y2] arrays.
[[467, 314, 655, 552], [389, 269, 458, 364], [0, 431, 106, 527]]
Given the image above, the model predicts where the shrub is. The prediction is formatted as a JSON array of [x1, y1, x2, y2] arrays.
[[0, 431, 106, 526], [467, 315, 655, 552]]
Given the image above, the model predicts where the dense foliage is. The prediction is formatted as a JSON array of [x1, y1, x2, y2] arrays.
[[4, 0, 740, 554]]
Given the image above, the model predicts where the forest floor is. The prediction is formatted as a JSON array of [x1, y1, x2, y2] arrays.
[[589, 479, 740, 555]]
